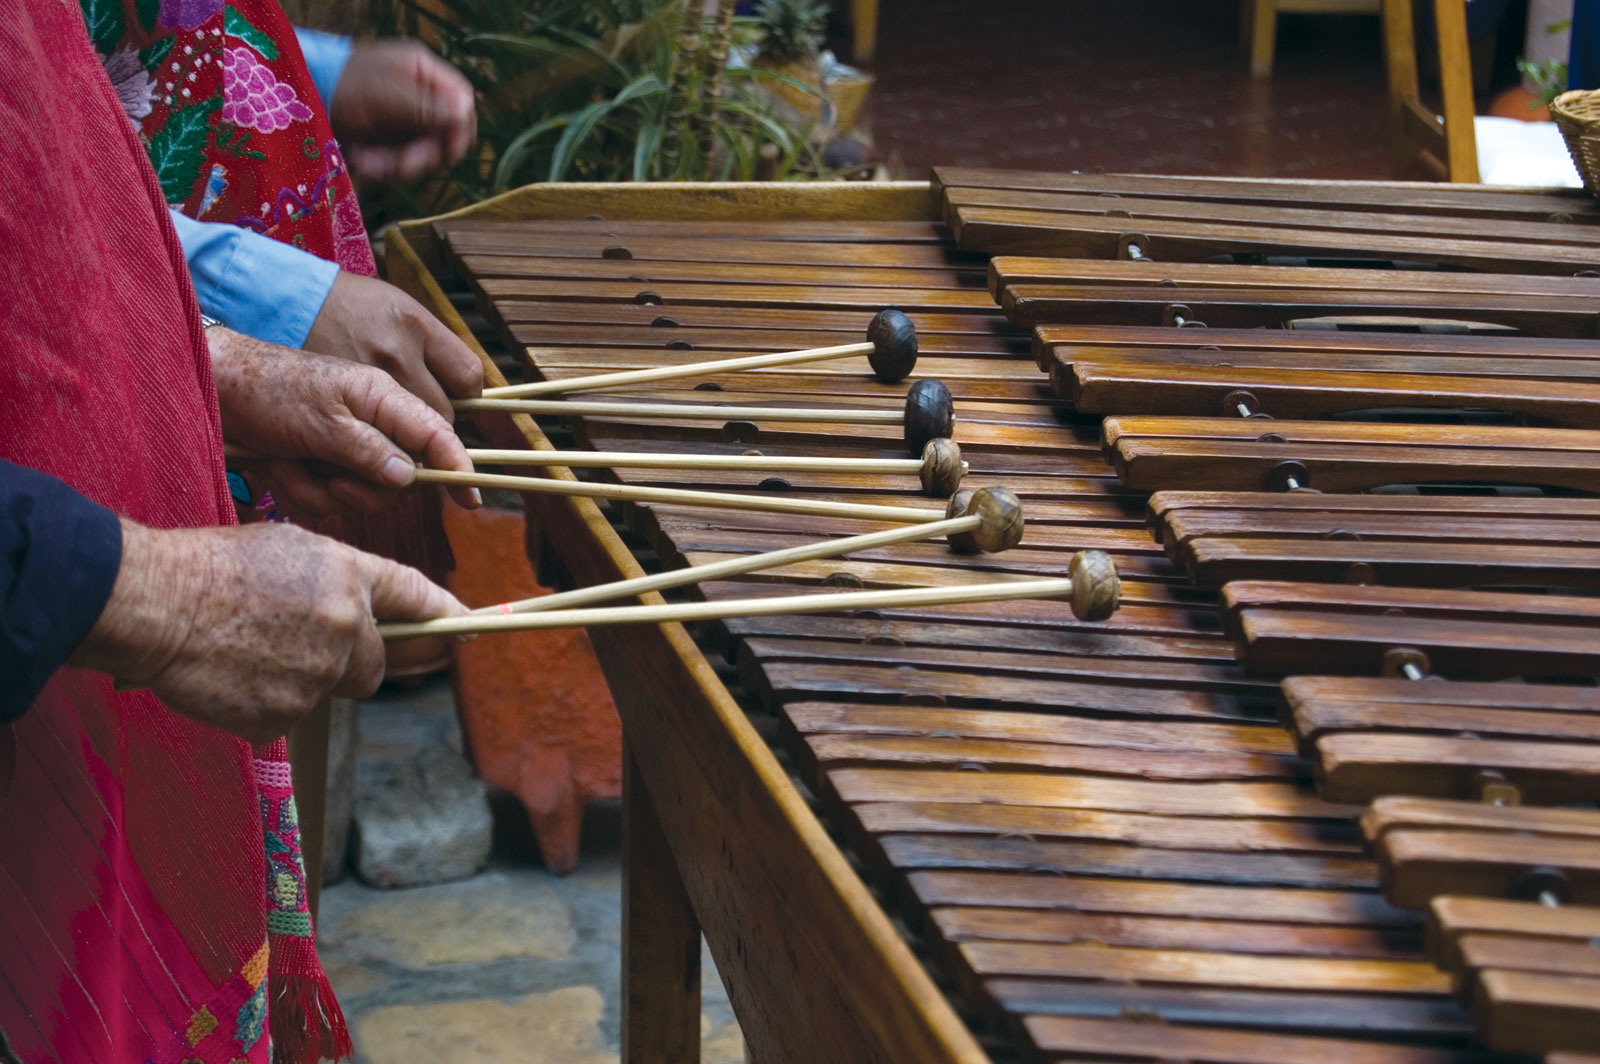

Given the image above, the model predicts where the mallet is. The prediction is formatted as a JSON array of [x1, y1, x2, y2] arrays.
[[457, 378, 955, 456], [380, 548, 1121, 641], [469, 437, 966, 496], [476, 308, 919, 398], [460, 486, 1027, 621]]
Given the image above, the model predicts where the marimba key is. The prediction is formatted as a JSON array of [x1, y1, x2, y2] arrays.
[[1072, 363, 1600, 427], [1110, 434, 1600, 496], [1034, 323, 1600, 373], [1231, 610, 1600, 680], [1364, 796, 1600, 844], [1315, 732, 1600, 804], [1220, 581, 1600, 629], [1004, 284, 1600, 335], [945, 204, 1600, 273], [1429, 897, 1600, 973], [989, 256, 1600, 300], [1182, 538, 1600, 591], [932, 165, 1600, 219], [1367, 800, 1600, 907], [1470, 971, 1600, 1056], [941, 186, 1600, 246], [1046, 342, 1600, 384], [1283, 676, 1600, 754], [1021, 1014, 1476, 1064], [1377, 831, 1600, 909]]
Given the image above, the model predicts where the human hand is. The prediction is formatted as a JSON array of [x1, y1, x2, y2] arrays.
[[209, 326, 480, 514], [70, 520, 467, 742], [305, 271, 484, 420], [329, 38, 476, 181]]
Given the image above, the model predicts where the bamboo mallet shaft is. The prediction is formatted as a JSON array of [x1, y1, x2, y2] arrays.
[[412, 468, 945, 523], [468, 448, 935, 475], [454, 398, 903, 423], [479, 342, 870, 399], [468, 511, 983, 617], [383, 576, 1077, 640]]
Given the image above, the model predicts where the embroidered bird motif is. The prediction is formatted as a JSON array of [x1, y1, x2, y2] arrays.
[[198, 162, 228, 217]]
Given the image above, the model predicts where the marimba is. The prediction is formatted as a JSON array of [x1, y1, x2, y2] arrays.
[[387, 173, 1600, 1063]]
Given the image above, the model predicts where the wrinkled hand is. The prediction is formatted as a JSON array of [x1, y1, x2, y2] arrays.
[[70, 521, 467, 742], [329, 38, 476, 181], [210, 326, 480, 515], [305, 271, 484, 420]]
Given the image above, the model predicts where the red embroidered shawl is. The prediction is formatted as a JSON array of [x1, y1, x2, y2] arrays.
[[0, 6, 347, 1063]]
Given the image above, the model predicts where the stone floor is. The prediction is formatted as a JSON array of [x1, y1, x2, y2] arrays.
[[861, 0, 1393, 180], [317, 678, 742, 1064]]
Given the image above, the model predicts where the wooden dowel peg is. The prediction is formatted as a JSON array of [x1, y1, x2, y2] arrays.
[[412, 467, 949, 523], [382, 548, 1120, 641], [480, 309, 918, 399], [464, 437, 967, 496], [469, 486, 1024, 619], [457, 379, 956, 457]]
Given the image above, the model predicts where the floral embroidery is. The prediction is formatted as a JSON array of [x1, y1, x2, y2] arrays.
[[332, 193, 374, 273], [101, 47, 156, 124], [158, 0, 221, 31], [222, 46, 310, 133]]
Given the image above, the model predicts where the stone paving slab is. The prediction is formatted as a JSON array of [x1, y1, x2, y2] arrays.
[[318, 687, 741, 1063]]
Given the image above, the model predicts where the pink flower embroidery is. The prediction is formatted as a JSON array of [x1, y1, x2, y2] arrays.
[[331, 192, 377, 275], [222, 47, 311, 133]]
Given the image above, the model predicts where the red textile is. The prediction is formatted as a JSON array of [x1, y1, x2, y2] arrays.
[[0, 6, 344, 1063], [91, 0, 376, 275]]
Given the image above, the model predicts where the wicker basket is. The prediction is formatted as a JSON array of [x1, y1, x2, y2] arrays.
[[1550, 89, 1600, 193], [828, 72, 874, 135]]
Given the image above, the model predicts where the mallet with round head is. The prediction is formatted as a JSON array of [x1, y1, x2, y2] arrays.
[[475, 308, 920, 400]]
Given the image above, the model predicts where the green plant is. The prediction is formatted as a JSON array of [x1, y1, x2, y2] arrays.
[[364, 0, 828, 223], [753, 0, 830, 61], [1517, 18, 1572, 109]]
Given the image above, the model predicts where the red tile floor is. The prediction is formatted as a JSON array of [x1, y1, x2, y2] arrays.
[[855, 1, 1393, 180]]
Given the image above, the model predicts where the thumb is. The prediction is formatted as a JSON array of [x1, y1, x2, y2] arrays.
[[362, 553, 466, 621]]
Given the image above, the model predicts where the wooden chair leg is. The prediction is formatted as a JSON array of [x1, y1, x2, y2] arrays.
[[622, 740, 702, 1064], [1432, 0, 1481, 182], [287, 696, 332, 924], [1249, 0, 1278, 78], [851, 0, 878, 63]]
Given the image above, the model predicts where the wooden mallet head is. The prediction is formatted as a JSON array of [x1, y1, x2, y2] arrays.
[[918, 438, 964, 496], [1067, 549, 1121, 621], [866, 309, 919, 383], [903, 379, 955, 456], [944, 486, 1024, 554]]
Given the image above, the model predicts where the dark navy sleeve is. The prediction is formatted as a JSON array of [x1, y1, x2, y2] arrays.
[[0, 460, 123, 720]]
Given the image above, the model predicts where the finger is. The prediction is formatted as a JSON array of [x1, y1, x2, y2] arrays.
[[324, 411, 419, 490], [361, 552, 467, 621], [347, 144, 399, 181], [418, 313, 485, 400], [363, 381, 473, 482], [332, 623, 387, 700], [391, 136, 445, 180], [262, 460, 344, 517], [327, 475, 406, 514]]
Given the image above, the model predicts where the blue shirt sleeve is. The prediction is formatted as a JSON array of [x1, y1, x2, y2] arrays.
[[0, 461, 123, 721], [295, 28, 353, 111], [169, 210, 339, 348]]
